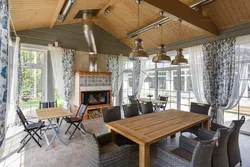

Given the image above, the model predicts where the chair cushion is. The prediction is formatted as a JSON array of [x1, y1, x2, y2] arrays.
[[171, 148, 192, 162], [64, 117, 81, 123], [100, 142, 119, 154], [26, 121, 45, 130]]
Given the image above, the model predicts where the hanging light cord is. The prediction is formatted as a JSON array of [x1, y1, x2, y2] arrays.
[[161, 25, 163, 44], [137, 3, 140, 38]]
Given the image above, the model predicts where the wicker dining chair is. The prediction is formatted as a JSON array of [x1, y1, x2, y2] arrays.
[[181, 102, 210, 135], [210, 116, 245, 167], [122, 104, 139, 118], [194, 124, 234, 167], [101, 106, 121, 123], [157, 132, 219, 167], [83, 131, 137, 167], [140, 102, 154, 114]]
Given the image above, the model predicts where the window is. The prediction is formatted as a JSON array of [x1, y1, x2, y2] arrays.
[[120, 48, 195, 111], [19, 49, 47, 112]]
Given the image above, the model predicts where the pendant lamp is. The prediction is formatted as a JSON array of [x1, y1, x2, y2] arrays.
[[129, 0, 148, 61], [152, 25, 171, 63], [171, 20, 188, 65]]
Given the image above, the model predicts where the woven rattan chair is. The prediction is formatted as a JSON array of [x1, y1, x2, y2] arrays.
[[157, 132, 219, 167], [83, 131, 137, 167], [194, 124, 234, 167], [101, 106, 121, 123], [181, 102, 210, 135], [140, 102, 154, 115], [122, 104, 139, 118], [210, 116, 245, 167]]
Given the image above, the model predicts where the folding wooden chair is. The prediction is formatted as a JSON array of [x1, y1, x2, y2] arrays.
[[64, 104, 88, 140], [16, 107, 45, 153]]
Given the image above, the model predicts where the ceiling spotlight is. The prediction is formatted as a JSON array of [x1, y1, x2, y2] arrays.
[[104, 6, 111, 16]]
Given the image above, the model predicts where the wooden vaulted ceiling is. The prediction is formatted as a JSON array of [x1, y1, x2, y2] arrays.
[[10, 0, 250, 50]]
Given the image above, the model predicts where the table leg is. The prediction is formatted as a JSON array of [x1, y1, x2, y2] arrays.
[[45, 119, 67, 150], [139, 144, 150, 167], [202, 119, 210, 129]]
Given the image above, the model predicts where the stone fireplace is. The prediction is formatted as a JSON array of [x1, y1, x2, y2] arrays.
[[74, 71, 112, 119]]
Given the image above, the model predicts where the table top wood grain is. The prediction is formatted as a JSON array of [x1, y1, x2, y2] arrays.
[[107, 109, 211, 145], [36, 107, 73, 120], [138, 98, 166, 104]]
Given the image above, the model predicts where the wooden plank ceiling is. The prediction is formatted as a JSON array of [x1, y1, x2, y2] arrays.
[[10, 0, 250, 50]]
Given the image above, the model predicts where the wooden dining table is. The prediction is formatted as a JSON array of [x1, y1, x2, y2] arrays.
[[36, 107, 73, 150], [106, 109, 210, 167]]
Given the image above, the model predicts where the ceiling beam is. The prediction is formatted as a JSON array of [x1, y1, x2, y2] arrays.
[[143, 0, 219, 35], [49, 0, 66, 28]]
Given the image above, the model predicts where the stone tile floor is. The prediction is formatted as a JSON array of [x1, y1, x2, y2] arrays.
[[0, 117, 249, 167]]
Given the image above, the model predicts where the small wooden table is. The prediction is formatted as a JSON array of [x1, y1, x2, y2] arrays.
[[138, 98, 166, 104], [107, 109, 210, 167], [36, 107, 73, 150]]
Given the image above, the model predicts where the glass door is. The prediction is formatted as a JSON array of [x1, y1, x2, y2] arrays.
[[19, 49, 46, 117], [19, 68, 43, 116], [157, 70, 178, 110]]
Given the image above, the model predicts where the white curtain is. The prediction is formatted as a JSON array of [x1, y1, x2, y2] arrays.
[[188, 45, 207, 104], [138, 60, 146, 97], [116, 56, 126, 106], [49, 47, 65, 102], [7, 37, 20, 126]]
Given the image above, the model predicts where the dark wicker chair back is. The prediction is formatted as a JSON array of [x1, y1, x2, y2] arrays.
[[83, 131, 100, 166], [190, 102, 210, 115], [101, 106, 121, 123], [211, 124, 234, 167], [76, 103, 88, 119], [127, 95, 136, 103], [122, 104, 139, 118], [157, 95, 168, 110], [16, 107, 28, 127], [39, 101, 49, 109], [227, 116, 245, 167], [191, 132, 219, 167], [49, 100, 57, 108], [140, 102, 154, 114]]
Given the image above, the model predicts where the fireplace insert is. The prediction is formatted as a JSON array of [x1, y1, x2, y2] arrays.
[[82, 91, 110, 106]]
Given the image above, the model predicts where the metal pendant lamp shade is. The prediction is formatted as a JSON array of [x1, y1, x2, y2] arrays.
[[152, 44, 171, 63], [129, 38, 149, 61], [171, 48, 188, 65], [129, 0, 148, 61]]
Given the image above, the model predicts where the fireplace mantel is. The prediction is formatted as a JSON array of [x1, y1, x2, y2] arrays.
[[74, 71, 112, 119]]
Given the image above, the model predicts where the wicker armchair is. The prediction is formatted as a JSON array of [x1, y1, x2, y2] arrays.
[[181, 102, 210, 135], [83, 131, 137, 167], [157, 132, 219, 167], [210, 116, 245, 167], [140, 102, 154, 114], [195, 124, 234, 167]]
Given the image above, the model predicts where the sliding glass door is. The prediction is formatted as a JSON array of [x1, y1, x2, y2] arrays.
[[19, 49, 47, 117]]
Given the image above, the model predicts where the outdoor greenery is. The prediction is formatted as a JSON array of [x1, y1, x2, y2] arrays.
[[19, 50, 65, 109]]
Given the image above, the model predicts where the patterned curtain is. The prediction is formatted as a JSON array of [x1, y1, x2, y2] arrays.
[[107, 55, 119, 97], [133, 61, 141, 96], [0, 0, 9, 147], [203, 38, 236, 124], [62, 49, 75, 110]]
